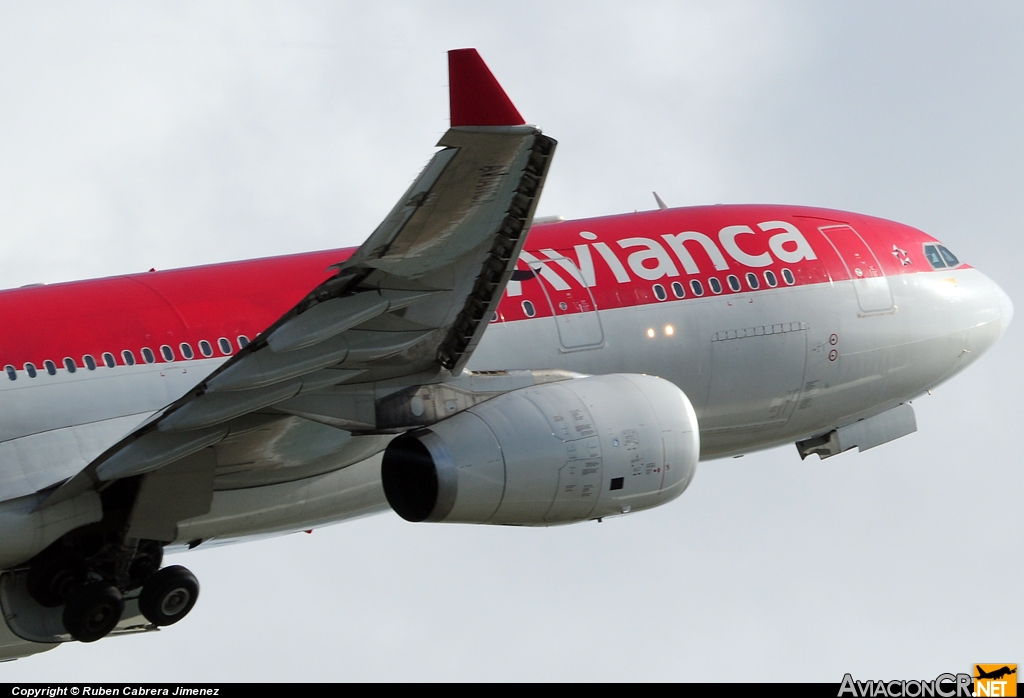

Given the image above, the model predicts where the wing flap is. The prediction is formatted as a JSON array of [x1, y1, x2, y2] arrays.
[[158, 381, 303, 432], [267, 289, 437, 352], [95, 427, 228, 481], [268, 293, 391, 352]]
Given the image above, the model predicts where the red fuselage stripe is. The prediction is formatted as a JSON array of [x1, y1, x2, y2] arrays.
[[0, 205, 949, 370]]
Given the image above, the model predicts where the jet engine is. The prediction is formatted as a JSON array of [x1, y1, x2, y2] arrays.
[[382, 373, 699, 525]]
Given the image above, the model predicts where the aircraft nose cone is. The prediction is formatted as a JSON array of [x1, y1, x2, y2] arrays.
[[994, 279, 1014, 339], [959, 272, 1013, 365]]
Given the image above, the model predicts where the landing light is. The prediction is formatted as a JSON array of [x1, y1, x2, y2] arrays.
[[665, 325, 674, 336], [646, 328, 655, 338]]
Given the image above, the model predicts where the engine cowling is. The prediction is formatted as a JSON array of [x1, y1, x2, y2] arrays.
[[381, 373, 699, 525]]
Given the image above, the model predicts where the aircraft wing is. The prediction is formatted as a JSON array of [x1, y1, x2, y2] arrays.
[[42, 49, 555, 514]]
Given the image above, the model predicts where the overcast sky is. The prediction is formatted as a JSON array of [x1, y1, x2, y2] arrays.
[[1, 1, 1021, 682]]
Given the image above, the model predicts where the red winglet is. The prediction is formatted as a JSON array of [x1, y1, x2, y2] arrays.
[[448, 48, 526, 127]]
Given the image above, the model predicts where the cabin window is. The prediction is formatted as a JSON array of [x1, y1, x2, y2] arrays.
[[782, 268, 796, 285], [671, 281, 685, 299], [218, 338, 232, 355], [102, 352, 115, 368], [83, 355, 97, 371], [690, 280, 704, 297], [160, 345, 174, 362], [63, 357, 77, 373], [764, 270, 778, 288], [5, 365, 15, 381], [727, 275, 740, 292], [709, 277, 723, 294], [122, 350, 136, 366], [199, 340, 213, 357], [522, 300, 536, 318], [180, 343, 194, 360], [25, 362, 37, 378], [939, 246, 960, 268], [653, 284, 667, 301], [237, 336, 250, 349], [142, 348, 155, 364], [44, 360, 57, 375]]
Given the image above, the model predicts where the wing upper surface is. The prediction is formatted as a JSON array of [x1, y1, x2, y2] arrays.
[[41, 50, 555, 508]]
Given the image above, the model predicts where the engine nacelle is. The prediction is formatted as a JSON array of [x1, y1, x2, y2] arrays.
[[382, 373, 699, 525]]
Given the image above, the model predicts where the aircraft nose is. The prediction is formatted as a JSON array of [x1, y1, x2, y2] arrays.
[[994, 278, 1014, 339], [968, 273, 1013, 360]]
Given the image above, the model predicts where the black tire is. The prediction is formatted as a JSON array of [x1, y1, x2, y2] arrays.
[[62, 583, 124, 643], [26, 553, 85, 608], [139, 565, 199, 627]]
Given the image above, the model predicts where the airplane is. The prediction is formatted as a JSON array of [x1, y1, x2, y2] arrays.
[[976, 666, 1017, 681], [0, 48, 1012, 661]]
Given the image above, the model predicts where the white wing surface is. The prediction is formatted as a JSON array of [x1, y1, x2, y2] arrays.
[[42, 50, 555, 513]]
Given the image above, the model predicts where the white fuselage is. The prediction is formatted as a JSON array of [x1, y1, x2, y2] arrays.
[[0, 262, 1009, 560]]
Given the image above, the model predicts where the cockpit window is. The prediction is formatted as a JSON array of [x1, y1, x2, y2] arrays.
[[923, 244, 946, 269], [924, 243, 961, 270]]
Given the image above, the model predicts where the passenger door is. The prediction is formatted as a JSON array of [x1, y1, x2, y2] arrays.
[[819, 224, 894, 314], [524, 250, 605, 351]]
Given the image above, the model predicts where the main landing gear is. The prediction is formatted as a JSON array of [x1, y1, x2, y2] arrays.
[[25, 540, 201, 643]]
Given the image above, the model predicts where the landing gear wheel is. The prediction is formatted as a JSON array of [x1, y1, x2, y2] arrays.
[[139, 565, 199, 627], [62, 582, 124, 642], [26, 554, 85, 608]]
